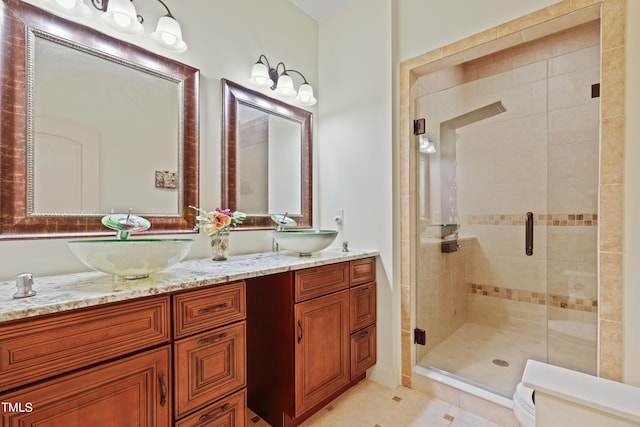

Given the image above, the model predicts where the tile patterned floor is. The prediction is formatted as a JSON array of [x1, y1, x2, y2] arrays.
[[247, 379, 503, 427]]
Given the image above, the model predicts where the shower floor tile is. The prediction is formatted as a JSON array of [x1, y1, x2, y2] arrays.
[[417, 322, 547, 397]]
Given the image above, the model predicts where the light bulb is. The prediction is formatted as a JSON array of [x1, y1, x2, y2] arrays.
[[151, 16, 187, 52], [294, 83, 316, 106], [250, 62, 272, 87], [274, 74, 296, 98]]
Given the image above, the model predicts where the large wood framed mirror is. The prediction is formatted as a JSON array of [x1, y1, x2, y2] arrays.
[[0, 0, 199, 239], [222, 79, 312, 230]]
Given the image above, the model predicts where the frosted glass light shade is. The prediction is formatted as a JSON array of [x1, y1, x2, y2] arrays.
[[101, 0, 143, 35], [151, 16, 187, 52], [274, 74, 296, 98], [40, 0, 90, 17], [250, 62, 272, 87], [294, 83, 316, 106]]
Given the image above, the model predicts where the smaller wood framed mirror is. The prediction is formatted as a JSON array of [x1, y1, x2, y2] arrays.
[[222, 79, 312, 230]]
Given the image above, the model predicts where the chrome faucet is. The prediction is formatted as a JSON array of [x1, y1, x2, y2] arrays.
[[13, 273, 36, 298], [102, 209, 150, 240], [275, 212, 289, 231]]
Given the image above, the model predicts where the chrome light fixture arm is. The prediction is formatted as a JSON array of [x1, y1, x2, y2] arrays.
[[87, 0, 187, 52], [250, 54, 317, 106]]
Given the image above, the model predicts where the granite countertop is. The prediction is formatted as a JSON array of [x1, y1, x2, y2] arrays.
[[0, 248, 378, 322]]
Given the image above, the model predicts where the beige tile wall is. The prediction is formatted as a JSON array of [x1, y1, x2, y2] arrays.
[[400, 0, 626, 390]]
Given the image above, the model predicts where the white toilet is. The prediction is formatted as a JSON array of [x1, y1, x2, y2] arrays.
[[513, 382, 536, 427]]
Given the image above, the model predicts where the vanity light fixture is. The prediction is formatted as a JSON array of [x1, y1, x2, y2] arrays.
[[40, 0, 90, 17], [91, 0, 187, 52], [250, 55, 317, 106]]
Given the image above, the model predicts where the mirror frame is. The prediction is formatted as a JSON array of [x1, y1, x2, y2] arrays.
[[0, 0, 199, 239], [222, 79, 312, 230]]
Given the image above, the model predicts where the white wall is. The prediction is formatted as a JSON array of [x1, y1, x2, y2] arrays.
[[317, 0, 396, 387], [0, 0, 318, 281], [623, 0, 640, 387]]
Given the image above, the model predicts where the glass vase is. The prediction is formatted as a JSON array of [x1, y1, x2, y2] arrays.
[[209, 229, 230, 261]]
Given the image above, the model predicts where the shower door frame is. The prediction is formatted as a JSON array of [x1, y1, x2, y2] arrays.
[[399, 0, 626, 391]]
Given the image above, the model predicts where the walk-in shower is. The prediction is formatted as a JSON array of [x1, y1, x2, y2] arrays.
[[413, 20, 600, 399]]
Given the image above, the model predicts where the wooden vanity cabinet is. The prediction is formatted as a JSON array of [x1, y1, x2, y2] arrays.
[[0, 296, 172, 427], [172, 281, 247, 424], [0, 346, 172, 427], [247, 258, 377, 427], [348, 258, 377, 379]]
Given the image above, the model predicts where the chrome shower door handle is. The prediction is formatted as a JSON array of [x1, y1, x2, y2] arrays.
[[525, 212, 534, 256]]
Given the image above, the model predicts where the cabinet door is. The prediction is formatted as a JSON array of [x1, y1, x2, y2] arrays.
[[0, 346, 171, 427], [174, 321, 246, 418], [294, 290, 349, 416]]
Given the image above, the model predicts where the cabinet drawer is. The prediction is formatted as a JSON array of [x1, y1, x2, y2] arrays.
[[174, 321, 246, 418], [0, 346, 172, 427], [349, 282, 376, 332], [175, 388, 246, 427], [173, 281, 246, 339], [0, 296, 170, 392], [295, 262, 349, 302], [350, 257, 376, 286], [351, 324, 376, 378]]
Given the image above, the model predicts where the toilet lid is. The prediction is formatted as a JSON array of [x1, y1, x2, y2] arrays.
[[515, 382, 536, 415]]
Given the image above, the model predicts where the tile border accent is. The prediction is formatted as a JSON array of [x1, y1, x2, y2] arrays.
[[469, 283, 598, 312], [466, 213, 598, 226]]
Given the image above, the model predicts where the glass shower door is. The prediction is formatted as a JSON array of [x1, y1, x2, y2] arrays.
[[413, 30, 599, 398]]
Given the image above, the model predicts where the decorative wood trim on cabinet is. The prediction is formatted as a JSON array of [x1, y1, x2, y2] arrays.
[[350, 257, 376, 286], [0, 296, 170, 392], [174, 321, 246, 419], [173, 281, 246, 339], [294, 262, 349, 302], [294, 290, 350, 416], [351, 324, 377, 378], [246, 256, 377, 427], [174, 388, 247, 427], [349, 281, 377, 332], [0, 346, 172, 427]]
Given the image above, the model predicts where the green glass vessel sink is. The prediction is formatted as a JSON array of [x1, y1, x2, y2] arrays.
[[272, 230, 338, 256], [68, 239, 194, 279]]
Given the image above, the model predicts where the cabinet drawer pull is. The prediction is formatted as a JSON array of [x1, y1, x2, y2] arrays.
[[198, 302, 229, 314], [358, 287, 370, 294], [199, 403, 230, 421], [297, 319, 304, 344], [158, 371, 167, 406], [357, 330, 370, 340], [198, 332, 228, 345]]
